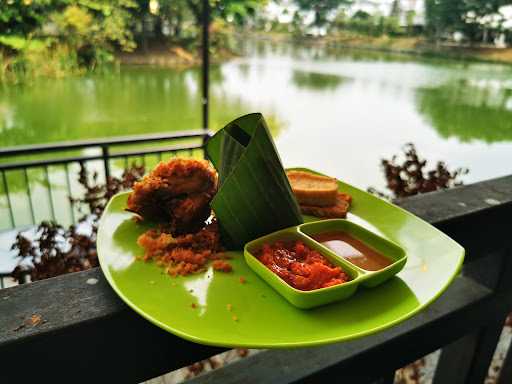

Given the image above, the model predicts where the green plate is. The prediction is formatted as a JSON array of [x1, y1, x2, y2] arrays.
[[97, 169, 464, 348]]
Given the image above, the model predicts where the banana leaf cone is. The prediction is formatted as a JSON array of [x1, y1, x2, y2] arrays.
[[206, 113, 303, 249]]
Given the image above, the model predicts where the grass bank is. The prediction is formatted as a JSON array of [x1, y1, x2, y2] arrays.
[[254, 31, 512, 65], [116, 41, 236, 68]]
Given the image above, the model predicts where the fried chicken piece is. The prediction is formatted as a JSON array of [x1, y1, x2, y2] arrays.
[[126, 159, 218, 234], [168, 192, 214, 234], [149, 159, 216, 195]]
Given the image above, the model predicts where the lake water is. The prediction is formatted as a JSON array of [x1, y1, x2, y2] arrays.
[[1, 40, 512, 229]]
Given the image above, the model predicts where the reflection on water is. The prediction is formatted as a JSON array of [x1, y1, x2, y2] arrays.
[[291, 70, 349, 91], [224, 41, 512, 189], [0, 66, 245, 145], [417, 80, 512, 143]]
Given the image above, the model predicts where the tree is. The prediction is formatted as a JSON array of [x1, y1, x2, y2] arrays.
[[461, 0, 509, 43], [352, 10, 370, 20], [425, 0, 509, 43], [51, 0, 137, 65], [390, 0, 401, 18], [405, 10, 415, 34], [132, 0, 193, 43], [185, 0, 266, 26], [0, 0, 137, 79], [162, 1, 190, 38], [426, 0, 475, 40], [294, 0, 352, 27], [0, 0, 55, 36]]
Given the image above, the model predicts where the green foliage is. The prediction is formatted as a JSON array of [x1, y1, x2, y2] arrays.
[[1, 44, 84, 83], [131, 0, 193, 43], [294, 0, 351, 27], [291, 70, 347, 91], [213, 0, 265, 25], [180, 0, 266, 26], [417, 81, 512, 143], [52, 1, 137, 52], [0, 0, 54, 35], [50, 0, 137, 69], [425, 0, 510, 43], [333, 11, 402, 37], [405, 10, 416, 34], [352, 10, 370, 20], [390, 0, 401, 18], [425, 0, 465, 37], [0, 0, 138, 82], [0, 35, 52, 52], [0, 0, 266, 82]]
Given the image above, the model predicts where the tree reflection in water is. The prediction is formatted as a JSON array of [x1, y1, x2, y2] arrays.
[[291, 70, 349, 91], [417, 79, 512, 143]]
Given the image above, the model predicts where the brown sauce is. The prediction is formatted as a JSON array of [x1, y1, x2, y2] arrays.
[[312, 231, 392, 271]]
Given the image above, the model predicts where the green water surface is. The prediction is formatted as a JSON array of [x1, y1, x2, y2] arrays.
[[1, 40, 512, 230]]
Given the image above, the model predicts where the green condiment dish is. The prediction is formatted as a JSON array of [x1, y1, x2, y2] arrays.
[[244, 219, 407, 309], [244, 226, 360, 309], [299, 219, 407, 288]]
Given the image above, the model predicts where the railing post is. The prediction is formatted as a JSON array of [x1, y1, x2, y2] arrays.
[[102, 146, 111, 181], [1, 170, 15, 228], [434, 248, 512, 383], [201, 0, 210, 139], [498, 324, 512, 383], [0, 133, 207, 232]]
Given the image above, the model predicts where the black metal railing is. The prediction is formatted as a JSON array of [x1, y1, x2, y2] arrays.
[[1, 175, 511, 383], [0, 130, 210, 287], [0, 0, 212, 286], [0, 130, 210, 231]]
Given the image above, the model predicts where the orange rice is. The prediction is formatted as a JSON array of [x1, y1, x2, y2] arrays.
[[137, 222, 230, 276]]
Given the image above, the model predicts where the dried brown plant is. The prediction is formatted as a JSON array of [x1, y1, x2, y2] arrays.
[[368, 143, 468, 200], [10, 163, 144, 283]]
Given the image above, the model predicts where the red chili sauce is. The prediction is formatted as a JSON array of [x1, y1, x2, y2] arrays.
[[257, 240, 351, 291], [312, 231, 392, 271]]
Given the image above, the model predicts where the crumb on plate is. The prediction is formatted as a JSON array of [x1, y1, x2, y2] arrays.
[[212, 260, 232, 272]]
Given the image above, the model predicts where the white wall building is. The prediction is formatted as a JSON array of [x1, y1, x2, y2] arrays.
[[264, 0, 426, 28]]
